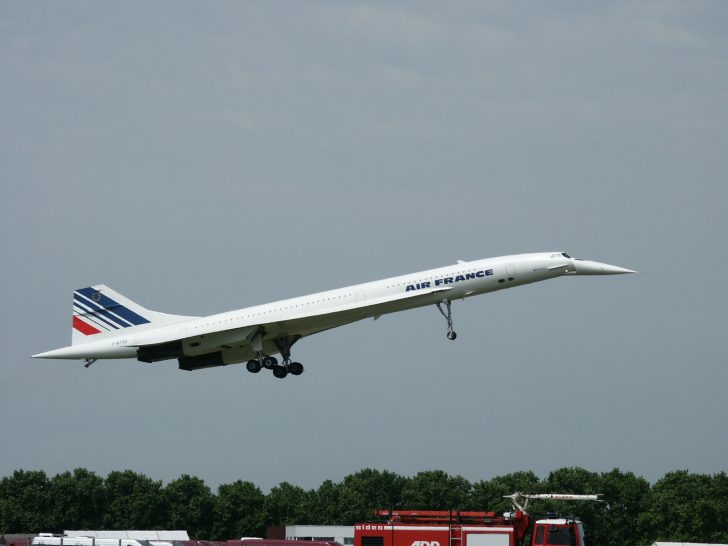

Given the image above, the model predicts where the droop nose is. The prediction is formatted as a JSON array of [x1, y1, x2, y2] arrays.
[[573, 260, 636, 275]]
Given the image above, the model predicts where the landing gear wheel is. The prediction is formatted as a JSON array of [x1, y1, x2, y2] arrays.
[[447, 331, 457, 341], [288, 362, 304, 376], [246, 360, 262, 373], [262, 355, 278, 369], [272, 365, 288, 379]]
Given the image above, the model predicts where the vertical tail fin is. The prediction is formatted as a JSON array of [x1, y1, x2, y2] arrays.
[[72, 284, 195, 345]]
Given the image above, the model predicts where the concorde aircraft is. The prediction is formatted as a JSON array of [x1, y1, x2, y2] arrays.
[[33, 252, 634, 378]]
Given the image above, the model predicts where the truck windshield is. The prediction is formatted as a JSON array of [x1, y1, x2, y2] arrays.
[[547, 526, 575, 546]]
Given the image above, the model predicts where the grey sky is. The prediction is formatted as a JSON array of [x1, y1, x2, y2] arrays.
[[1, 1, 726, 493]]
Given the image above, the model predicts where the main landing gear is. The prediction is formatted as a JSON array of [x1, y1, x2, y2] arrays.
[[245, 334, 304, 379], [246, 356, 304, 379], [436, 299, 457, 340]]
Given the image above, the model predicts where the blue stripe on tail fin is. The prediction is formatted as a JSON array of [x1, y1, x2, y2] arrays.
[[75, 287, 150, 328]]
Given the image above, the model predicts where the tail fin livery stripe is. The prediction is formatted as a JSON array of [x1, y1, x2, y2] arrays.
[[70, 284, 191, 347], [73, 296, 127, 329], [76, 287, 150, 326], [72, 316, 101, 336], [73, 296, 127, 330], [73, 305, 115, 332]]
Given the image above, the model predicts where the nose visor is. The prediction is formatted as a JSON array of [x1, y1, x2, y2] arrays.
[[572, 260, 636, 275]]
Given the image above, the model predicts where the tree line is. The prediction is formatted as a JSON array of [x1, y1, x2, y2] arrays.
[[1, 467, 727, 546]]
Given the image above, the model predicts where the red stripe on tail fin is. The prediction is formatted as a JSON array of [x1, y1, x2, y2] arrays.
[[73, 315, 101, 336]]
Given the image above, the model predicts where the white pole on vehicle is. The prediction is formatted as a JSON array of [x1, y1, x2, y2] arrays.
[[504, 492, 603, 514]]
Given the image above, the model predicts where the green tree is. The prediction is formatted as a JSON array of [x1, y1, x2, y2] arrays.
[[212, 480, 265, 539], [708, 472, 728, 541], [165, 474, 214, 539], [542, 467, 602, 495], [312, 479, 343, 525], [336, 469, 408, 524], [402, 470, 471, 510], [264, 481, 314, 526], [637, 470, 728, 544], [594, 469, 650, 546], [0, 470, 52, 532], [49, 468, 106, 530], [103, 470, 166, 529], [3, 465, 728, 542]]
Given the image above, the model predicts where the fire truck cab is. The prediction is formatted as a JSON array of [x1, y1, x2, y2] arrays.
[[531, 518, 585, 546]]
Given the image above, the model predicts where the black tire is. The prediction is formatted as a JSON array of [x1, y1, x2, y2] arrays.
[[289, 362, 304, 376], [246, 360, 262, 373], [262, 355, 278, 369], [272, 366, 288, 379], [447, 331, 457, 340]]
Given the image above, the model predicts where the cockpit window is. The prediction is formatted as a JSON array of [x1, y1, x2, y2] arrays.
[[561, 252, 571, 258]]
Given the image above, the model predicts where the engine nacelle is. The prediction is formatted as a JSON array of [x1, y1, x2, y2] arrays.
[[136, 341, 183, 363], [178, 351, 225, 371]]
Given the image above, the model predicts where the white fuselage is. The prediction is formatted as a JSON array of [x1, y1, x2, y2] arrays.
[[34, 252, 634, 365]]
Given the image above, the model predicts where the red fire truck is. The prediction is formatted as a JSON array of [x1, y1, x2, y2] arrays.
[[354, 494, 600, 546]]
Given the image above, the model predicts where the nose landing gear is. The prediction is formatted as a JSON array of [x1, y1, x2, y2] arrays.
[[436, 299, 457, 340]]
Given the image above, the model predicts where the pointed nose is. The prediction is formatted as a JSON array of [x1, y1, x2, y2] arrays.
[[573, 260, 636, 275]]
